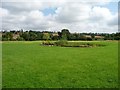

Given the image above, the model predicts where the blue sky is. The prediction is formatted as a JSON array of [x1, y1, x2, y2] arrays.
[[105, 2, 118, 14], [42, 7, 57, 16]]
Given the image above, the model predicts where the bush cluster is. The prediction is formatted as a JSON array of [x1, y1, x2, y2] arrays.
[[42, 40, 106, 47], [42, 41, 54, 46], [54, 40, 68, 46]]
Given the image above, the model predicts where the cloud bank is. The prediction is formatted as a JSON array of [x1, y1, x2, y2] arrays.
[[1, 0, 118, 33]]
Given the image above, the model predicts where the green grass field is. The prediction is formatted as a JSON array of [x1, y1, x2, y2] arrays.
[[2, 41, 118, 88]]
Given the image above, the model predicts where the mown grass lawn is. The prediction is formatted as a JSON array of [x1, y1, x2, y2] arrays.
[[2, 41, 118, 88]]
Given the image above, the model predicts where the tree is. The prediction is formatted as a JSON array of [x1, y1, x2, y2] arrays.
[[42, 33, 50, 40], [61, 33, 67, 40], [91, 34, 95, 40], [36, 32, 43, 40], [29, 32, 37, 41], [22, 32, 30, 41], [61, 29, 70, 40]]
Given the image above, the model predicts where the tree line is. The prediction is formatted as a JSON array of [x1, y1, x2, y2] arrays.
[[1, 29, 120, 41]]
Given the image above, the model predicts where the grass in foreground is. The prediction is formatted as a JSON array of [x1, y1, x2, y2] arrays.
[[2, 41, 118, 88]]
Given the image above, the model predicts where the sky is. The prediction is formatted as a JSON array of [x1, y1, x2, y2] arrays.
[[0, 0, 119, 33]]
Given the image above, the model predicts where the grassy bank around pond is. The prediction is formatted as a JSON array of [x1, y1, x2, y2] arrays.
[[2, 41, 118, 88]]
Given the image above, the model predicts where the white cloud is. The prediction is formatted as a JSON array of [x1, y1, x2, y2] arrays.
[[28, 10, 44, 20], [90, 6, 112, 21], [2, 0, 117, 3], [54, 3, 91, 23], [1, 1, 118, 33], [0, 8, 9, 17], [88, 6, 118, 33], [108, 13, 118, 26]]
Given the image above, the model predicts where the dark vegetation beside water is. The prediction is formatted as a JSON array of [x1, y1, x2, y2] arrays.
[[42, 40, 106, 47]]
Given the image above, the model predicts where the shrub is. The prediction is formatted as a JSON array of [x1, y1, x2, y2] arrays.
[[54, 40, 68, 46], [42, 41, 54, 46]]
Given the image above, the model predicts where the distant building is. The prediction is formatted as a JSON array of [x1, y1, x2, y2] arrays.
[[95, 36, 104, 39], [84, 35, 92, 38], [12, 34, 20, 40], [52, 33, 59, 37], [43, 32, 49, 35]]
